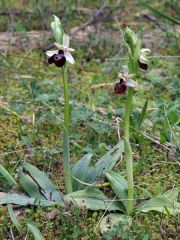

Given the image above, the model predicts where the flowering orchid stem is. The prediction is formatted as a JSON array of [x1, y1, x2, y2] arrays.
[[62, 64, 72, 194], [124, 87, 134, 214]]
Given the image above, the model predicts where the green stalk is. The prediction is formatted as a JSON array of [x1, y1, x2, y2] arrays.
[[62, 64, 70, 133], [62, 64, 72, 193], [124, 88, 133, 140], [124, 87, 134, 214]]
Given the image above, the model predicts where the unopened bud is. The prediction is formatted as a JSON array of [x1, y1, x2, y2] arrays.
[[51, 15, 64, 44], [124, 27, 138, 50]]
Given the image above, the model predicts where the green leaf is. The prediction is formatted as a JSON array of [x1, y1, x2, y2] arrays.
[[7, 204, 21, 232], [163, 188, 179, 202], [106, 171, 128, 208], [65, 187, 124, 211], [34, 93, 57, 103], [100, 213, 132, 234], [90, 121, 112, 134], [139, 188, 180, 215], [137, 99, 148, 129], [19, 162, 63, 203], [0, 193, 59, 206], [87, 141, 124, 183], [19, 169, 41, 199], [72, 154, 93, 191], [0, 164, 17, 187], [142, 233, 149, 240], [27, 222, 44, 240], [124, 138, 133, 176], [72, 106, 93, 124]]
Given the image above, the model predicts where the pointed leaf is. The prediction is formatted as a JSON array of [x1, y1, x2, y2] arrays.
[[0, 193, 61, 206], [65, 187, 124, 211], [19, 169, 41, 198], [27, 222, 44, 240], [163, 188, 179, 201], [139, 188, 180, 215], [7, 204, 21, 232], [106, 171, 128, 207], [72, 154, 93, 191], [19, 162, 63, 203], [87, 141, 124, 183], [0, 164, 17, 187], [137, 99, 148, 129]]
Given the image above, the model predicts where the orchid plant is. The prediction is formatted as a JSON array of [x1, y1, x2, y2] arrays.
[[0, 15, 179, 240], [114, 27, 151, 214], [46, 16, 75, 193]]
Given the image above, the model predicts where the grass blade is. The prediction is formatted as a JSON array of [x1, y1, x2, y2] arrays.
[[27, 222, 44, 240], [137, 99, 148, 130], [7, 204, 21, 232], [139, 1, 180, 25]]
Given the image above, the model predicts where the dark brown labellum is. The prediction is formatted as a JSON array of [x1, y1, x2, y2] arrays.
[[138, 60, 148, 70], [48, 50, 66, 67], [114, 79, 126, 94]]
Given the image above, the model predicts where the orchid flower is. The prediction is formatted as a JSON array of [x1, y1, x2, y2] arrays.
[[114, 65, 137, 94], [138, 48, 151, 70], [46, 34, 75, 67]]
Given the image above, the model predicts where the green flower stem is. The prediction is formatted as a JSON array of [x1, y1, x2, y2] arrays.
[[124, 88, 133, 140], [62, 64, 70, 133], [124, 87, 134, 214], [62, 64, 72, 194]]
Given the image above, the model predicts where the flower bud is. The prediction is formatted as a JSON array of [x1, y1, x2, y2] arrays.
[[51, 15, 64, 44], [124, 27, 139, 50]]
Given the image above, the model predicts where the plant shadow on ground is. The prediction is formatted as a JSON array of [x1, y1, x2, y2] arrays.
[[0, 0, 179, 239]]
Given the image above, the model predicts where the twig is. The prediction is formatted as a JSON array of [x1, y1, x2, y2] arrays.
[[94, 196, 116, 232], [0, 10, 32, 16], [9, 228, 15, 240], [142, 14, 166, 31], [0, 102, 31, 123], [72, 2, 108, 35]]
